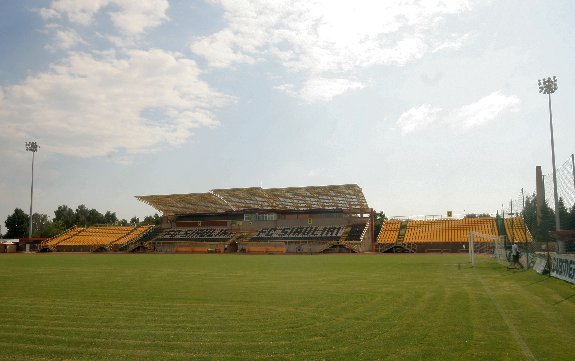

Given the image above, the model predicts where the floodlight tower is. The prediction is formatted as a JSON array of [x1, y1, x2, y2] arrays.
[[538, 76, 560, 231], [25, 141, 39, 239]]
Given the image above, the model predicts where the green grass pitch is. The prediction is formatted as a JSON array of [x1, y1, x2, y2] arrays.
[[1, 254, 574, 360]]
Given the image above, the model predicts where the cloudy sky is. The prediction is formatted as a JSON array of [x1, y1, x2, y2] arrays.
[[1, 0, 574, 224]]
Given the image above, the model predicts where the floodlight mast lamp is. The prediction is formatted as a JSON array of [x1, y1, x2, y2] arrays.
[[538, 76, 560, 231], [25, 141, 39, 239]]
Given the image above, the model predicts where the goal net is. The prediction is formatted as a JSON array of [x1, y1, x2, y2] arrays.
[[468, 231, 506, 267]]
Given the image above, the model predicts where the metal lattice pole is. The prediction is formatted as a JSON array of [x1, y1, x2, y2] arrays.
[[25, 142, 39, 239], [572, 154, 575, 199], [538, 76, 560, 231]]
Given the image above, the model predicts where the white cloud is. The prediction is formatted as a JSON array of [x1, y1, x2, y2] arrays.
[[0, 49, 234, 158], [276, 77, 364, 103], [38, 7, 61, 21], [433, 33, 470, 53], [452, 91, 520, 129], [396, 91, 521, 134], [396, 104, 443, 134], [49, 28, 87, 50], [191, 29, 259, 69], [39, 0, 102, 25], [191, 0, 473, 101], [108, 1, 169, 35], [40, 0, 169, 35]]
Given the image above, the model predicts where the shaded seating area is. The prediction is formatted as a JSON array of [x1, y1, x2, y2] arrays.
[[345, 223, 367, 242], [154, 227, 234, 242], [147, 224, 368, 254], [251, 225, 345, 241]]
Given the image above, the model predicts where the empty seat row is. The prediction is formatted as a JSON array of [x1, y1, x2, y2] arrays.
[[504, 217, 532, 242], [378, 218, 501, 243], [403, 218, 498, 243], [43, 225, 152, 248], [377, 220, 402, 243]]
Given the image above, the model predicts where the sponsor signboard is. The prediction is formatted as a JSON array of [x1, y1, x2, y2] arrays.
[[550, 253, 575, 284], [533, 255, 547, 275]]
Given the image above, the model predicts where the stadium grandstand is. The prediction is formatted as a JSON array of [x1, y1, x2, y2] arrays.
[[135, 184, 374, 254], [504, 217, 533, 243], [377, 216, 532, 253], [40, 225, 154, 252]]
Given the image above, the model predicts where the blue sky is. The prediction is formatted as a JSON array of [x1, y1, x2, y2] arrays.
[[1, 0, 574, 225]]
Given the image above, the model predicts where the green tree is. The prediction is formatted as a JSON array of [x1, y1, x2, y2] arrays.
[[539, 204, 555, 242], [568, 205, 575, 231], [75, 205, 89, 226], [522, 193, 555, 242], [142, 214, 162, 225], [54, 205, 75, 229], [38, 220, 64, 238], [4, 208, 29, 239], [130, 216, 139, 225], [154, 214, 162, 225], [73, 207, 105, 226], [87, 208, 105, 225], [557, 198, 570, 230], [555, 198, 575, 230], [104, 211, 118, 225], [373, 211, 387, 239], [31, 213, 50, 238]]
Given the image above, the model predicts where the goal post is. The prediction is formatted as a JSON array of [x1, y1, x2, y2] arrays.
[[468, 231, 505, 267]]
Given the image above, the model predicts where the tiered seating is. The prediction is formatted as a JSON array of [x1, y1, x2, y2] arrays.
[[403, 218, 498, 243], [345, 223, 367, 241], [504, 217, 532, 242], [57, 226, 130, 246], [155, 227, 234, 242], [112, 225, 154, 245], [42, 226, 85, 247], [251, 225, 345, 241], [377, 219, 401, 243], [137, 226, 162, 243], [44, 226, 152, 250]]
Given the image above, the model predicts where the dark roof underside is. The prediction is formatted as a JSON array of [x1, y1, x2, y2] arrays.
[[136, 184, 370, 215]]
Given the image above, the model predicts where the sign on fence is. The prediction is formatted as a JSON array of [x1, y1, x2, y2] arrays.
[[533, 255, 547, 275], [550, 253, 575, 284]]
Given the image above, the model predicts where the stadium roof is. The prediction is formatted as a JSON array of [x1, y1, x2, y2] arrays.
[[136, 184, 370, 215]]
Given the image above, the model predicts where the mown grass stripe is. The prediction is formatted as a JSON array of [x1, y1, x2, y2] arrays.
[[475, 267, 537, 361], [1, 254, 574, 360]]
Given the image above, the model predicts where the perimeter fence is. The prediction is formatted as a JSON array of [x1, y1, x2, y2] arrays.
[[499, 154, 575, 270]]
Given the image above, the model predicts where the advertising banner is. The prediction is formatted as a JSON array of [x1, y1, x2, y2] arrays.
[[533, 255, 547, 275], [550, 253, 575, 284]]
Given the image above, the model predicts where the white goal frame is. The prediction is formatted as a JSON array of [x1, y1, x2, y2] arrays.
[[468, 231, 505, 267]]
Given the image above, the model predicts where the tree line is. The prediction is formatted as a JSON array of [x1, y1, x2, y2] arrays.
[[2, 205, 161, 239], [521, 193, 575, 242]]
